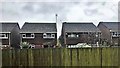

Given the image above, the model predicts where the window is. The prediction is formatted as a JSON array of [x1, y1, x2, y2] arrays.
[[0, 33, 8, 39], [22, 33, 35, 38], [43, 33, 55, 38], [47, 34, 51, 38], [112, 32, 115, 35], [115, 32, 118, 36], [84, 32, 88, 34], [67, 33, 79, 38], [96, 34, 98, 37], [31, 34, 34, 37], [79, 32, 83, 34], [43, 33, 47, 37], [71, 34, 76, 37], [112, 32, 119, 37], [26, 33, 32, 37], [68, 35, 71, 37], [77, 35, 79, 37], [51, 34, 55, 38], [119, 33, 120, 36], [22, 34, 26, 37]]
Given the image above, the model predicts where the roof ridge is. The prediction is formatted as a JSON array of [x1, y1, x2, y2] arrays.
[[25, 22, 56, 24], [0, 22, 19, 24], [63, 22, 93, 23]]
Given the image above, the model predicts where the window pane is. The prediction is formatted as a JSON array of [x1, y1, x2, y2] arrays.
[[0, 33, 8, 39], [26, 33, 32, 37], [2, 34, 5, 37], [0, 34, 6, 37], [47, 33, 51, 37], [31, 34, 34, 37], [43, 33, 55, 38], [77, 35, 79, 37], [51, 34, 55, 37], [71, 34, 75, 37], [112, 32, 115, 35], [67, 33, 79, 38], [22, 34, 26, 37], [68, 35, 70, 37], [84, 32, 88, 34], [31, 35, 34, 37], [23, 33, 34, 38], [43, 35, 46, 37]]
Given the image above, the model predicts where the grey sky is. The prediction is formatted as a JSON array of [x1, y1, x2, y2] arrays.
[[0, 0, 119, 38]]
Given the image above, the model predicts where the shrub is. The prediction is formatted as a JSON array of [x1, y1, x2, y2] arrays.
[[20, 42, 30, 48]]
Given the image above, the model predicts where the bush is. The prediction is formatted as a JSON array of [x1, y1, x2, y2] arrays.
[[20, 42, 30, 48]]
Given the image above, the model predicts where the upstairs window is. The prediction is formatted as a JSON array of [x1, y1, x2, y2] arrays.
[[22, 33, 35, 38], [43, 33, 55, 38], [84, 32, 88, 34], [67, 33, 79, 38], [112, 32, 118, 37], [43, 33, 47, 38], [51, 34, 55, 38], [0, 33, 8, 39], [119, 33, 120, 36], [31, 34, 34, 37]]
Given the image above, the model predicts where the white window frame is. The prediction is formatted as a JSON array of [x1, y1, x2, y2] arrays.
[[112, 32, 118, 37], [31, 33, 35, 37], [43, 33, 47, 38], [43, 33, 55, 38], [68, 35, 71, 37], [0, 34, 8, 39], [22, 33, 35, 39], [22, 34, 26, 38], [71, 34, 76, 37], [119, 32, 120, 36], [67, 33, 79, 38], [51, 34, 55, 38], [76, 35, 79, 37]]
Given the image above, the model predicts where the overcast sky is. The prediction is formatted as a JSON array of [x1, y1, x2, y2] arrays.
[[0, 0, 119, 38]]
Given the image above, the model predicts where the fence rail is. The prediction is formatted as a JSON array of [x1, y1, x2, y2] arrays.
[[2, 48, 120, 67]]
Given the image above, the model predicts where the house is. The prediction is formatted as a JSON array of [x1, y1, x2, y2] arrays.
[[60, 22, 101, 47], [98, 22, 120, 46], [0, 22, 20, 48], [20, 22, 57, 48]]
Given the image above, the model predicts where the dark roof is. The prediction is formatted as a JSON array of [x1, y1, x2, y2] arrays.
[[63, 22, 100, 32], [20, 22, 57, 33], [98, 22, 119, 31], [0, 22, 19, 33]]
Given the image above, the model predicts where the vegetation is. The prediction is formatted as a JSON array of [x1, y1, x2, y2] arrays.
[[20, 42, 30, 48], [56, 39, 62, 48]]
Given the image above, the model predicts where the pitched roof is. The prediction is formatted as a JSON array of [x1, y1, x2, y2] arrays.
[[98, 22, 119, 31], [0, 22, 19, 33], [20, 22, 57, 33], [63, 22, 100, 32]]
